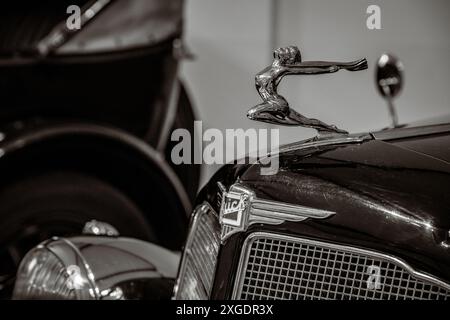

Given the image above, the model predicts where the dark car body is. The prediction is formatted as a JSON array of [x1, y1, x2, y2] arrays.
[[0, 1, 183, 145], [0, 0, 199, 298], [174, 121, 450, 300]]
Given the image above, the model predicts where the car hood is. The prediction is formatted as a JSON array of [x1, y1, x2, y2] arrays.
[[198, 126, 450, 283], [199, 128, 450, 281], [238, 136, 450, 229], [387, 133, 450, 164]]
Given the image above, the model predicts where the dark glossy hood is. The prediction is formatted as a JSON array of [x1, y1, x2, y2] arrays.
[[389, 133, 450, 164], [240, 137, 450, 229], [201, 129, 450, 283], [202, 130, 450, 229]]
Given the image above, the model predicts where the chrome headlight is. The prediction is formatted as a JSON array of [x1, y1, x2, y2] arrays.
[[13, 238, 98, 300], [13, 236, 180, 300], [173, 203, 221, 300]]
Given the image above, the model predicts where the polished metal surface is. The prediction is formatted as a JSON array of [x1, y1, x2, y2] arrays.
[[173, 203, 221, 300], [376, 53, 404, 128], [279, 132, 373, 154], [371, 122, 450, 141], [37, 0, 114, 56], [58, 0, 183, 55], [13, 236, 179, 300], [82, 220, 119, 237], [247, 46, 367, 134], [216, 181, 227, 211], [233, 232, 450, 300], [219, 184, 335, 243]]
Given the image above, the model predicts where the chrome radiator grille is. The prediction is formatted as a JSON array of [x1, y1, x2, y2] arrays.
[[174, 203, 220, 300], [234, 233, 450, 300]]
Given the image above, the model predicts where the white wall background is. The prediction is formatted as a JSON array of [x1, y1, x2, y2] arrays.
[[181, 0, 450, 185]]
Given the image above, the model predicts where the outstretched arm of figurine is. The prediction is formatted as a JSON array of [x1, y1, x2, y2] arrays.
[[285, 58, 368, 74], [273, 46, 367, 74]]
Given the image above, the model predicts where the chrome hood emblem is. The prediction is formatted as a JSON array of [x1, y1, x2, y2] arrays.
[[219, 183, 336, 243], [247, 46, 367, 134], [221, 192, 249, 228]]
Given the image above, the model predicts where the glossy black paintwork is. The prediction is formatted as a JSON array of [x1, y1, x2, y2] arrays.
[[391, 133, 450, 164], [198, 129, 450, 299], [0, 1, 184, 147]]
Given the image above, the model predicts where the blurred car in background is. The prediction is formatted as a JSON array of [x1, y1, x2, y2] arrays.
[[0, 0, 199, 298]]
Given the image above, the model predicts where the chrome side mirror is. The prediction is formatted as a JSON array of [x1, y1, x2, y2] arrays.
[[376, 53, 404, 128]]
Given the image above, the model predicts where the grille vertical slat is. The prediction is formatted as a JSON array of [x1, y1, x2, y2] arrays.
[[174, 203, 220, 300], [234, 233, 450, 300]]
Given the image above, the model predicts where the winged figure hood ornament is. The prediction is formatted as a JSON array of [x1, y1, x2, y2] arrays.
[[247, 46, 368, 134]]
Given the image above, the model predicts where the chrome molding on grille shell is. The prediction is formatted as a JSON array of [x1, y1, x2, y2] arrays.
[[173, 203, 220, 300], [233, 232, 450, 299]]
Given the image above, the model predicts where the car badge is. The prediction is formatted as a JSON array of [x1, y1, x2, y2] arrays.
[[219, 183, 336, 243], [247, 45, 367, 135], [219, 184, 251, 242], [221, 192, 248, 227]]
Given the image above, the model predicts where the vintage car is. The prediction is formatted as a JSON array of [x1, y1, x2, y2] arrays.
[[11, 46, 450, 300], [0, 0, 198, 298]]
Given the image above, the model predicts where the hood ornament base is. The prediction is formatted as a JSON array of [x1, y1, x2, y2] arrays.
[[247, 46, 367, 134]]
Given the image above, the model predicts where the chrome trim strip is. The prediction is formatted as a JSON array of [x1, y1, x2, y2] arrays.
[[219, 184, 335, 243], [217, 182, 227, 196], [250, 198, 335, 224], [232, 232, 450, 299], [37, 0, 114, 56], [278, 133, 372, 154], [372, 123, 450, 141], [173, 204, 206, 299], [216, 182, 226, 210], [56, 237, 101, 299]]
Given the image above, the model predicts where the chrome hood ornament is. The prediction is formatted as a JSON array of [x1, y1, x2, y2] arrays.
[[219, 183, 335, 243], [247, 46, 368, 134]]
